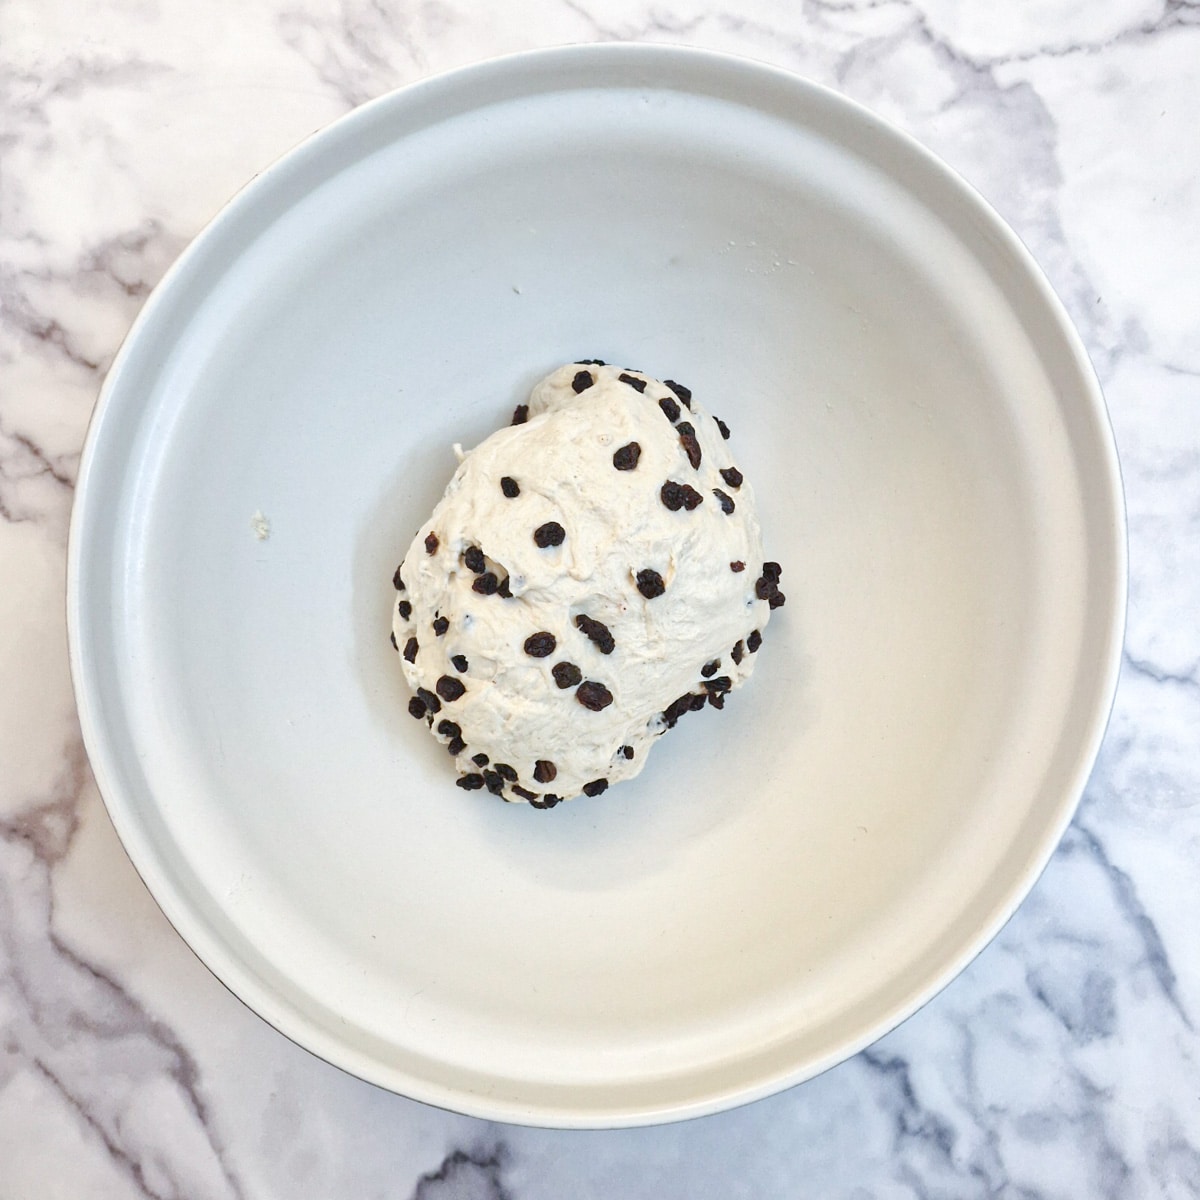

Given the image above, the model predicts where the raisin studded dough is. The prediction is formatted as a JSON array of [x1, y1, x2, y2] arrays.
[[391, 362, 785, 806]]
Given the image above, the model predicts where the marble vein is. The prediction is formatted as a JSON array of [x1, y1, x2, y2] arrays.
[[1124, 652, 1200, 694], [0, 736, 248, 1199], [1069, 821, 1193, 1032], [409, 1144, 512, 1200]]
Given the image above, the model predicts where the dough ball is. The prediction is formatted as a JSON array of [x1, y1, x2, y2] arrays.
[[390, 362, 785, 805]]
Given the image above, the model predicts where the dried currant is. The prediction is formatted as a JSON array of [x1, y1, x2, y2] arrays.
[[524, 631, 557, 658], [636, 568, 665, 598], [576, 680, 614, 711]]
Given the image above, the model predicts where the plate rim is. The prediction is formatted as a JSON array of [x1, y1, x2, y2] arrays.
[[66, 41, 1128, 1128]]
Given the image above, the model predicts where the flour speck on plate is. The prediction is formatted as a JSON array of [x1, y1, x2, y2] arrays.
[[250, 511, 270, 540]]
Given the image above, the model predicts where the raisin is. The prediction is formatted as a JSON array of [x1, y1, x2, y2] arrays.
[[731, 640, 745, 665], [576, 680, 614, 711], [572, 370, 594, 393], [473, 572, 499, 595], [424, 532, 439, 555], [447, 736, 466, 756], [408, 696, 427, 720], [495, 763, 518, 782], [715, 416, 731, 440], [530, 793, 562, 809], [582, 778, 609, 797], [397, 599, 412, 619], [436, 675, 465, 702], [701, 660, 720, 678], [689, 693, 708, 711], [618, 372, 647, 392], [392, 566, 405, 591], [433, 615, 449, 636], [524, 631, 557, 657], [708, 691, 726, 710], [512, 785, 538, 802], [497, 576, 513, 598], [471, 752, 489, 767], [437, 719, 461, 738], [756, 576, 778, 601], [748, 630, 763, 653], [713, 488, 735, 514], [763, 561, 782, 583], [451, 653, 468, 672], [664, 379, 692, 408], [575, 614, 615, 654], [456, 774, 485, 790], [720, 466, 744, 489], [512, 404, 529, 425], [731, 561, 746, 573], [659, 395, 681, 423], [769, 591, 787, 609], [404, 637, 418, 662], [501, 476, 520, 498], [578, 358, 606, 366], [483, 770, 504, 796], [534, 760, 557, 783], [703, 675, 733, 694], [621, 745, 635, 760], [636, 568, 665, 598], [612, 442, 641, 471], [463, 546, 485, 573], [533, 521, 565, 548], [552, 662, 582, 689], [660, 480, 704, 511], [416, 687, 441, 714], [677, 422, 702, 469], [662, 694, 693, 728], [389, 631, 398, 651]]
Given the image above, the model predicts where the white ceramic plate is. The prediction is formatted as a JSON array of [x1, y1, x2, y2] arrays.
[[68, 45, 1126, 1127]]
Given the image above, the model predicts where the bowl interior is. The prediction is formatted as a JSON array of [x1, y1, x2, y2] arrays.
[[70, 48, 1123, 1125]]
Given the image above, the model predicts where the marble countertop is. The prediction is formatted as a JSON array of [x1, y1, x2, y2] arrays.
[[3, 1, 1199, 1195]]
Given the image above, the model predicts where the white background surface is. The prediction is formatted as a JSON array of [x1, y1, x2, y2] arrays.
[[2, 0, 1198, 1195]]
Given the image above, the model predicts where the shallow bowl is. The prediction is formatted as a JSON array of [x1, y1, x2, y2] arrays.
[[67, 44, 1126, 1127]]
